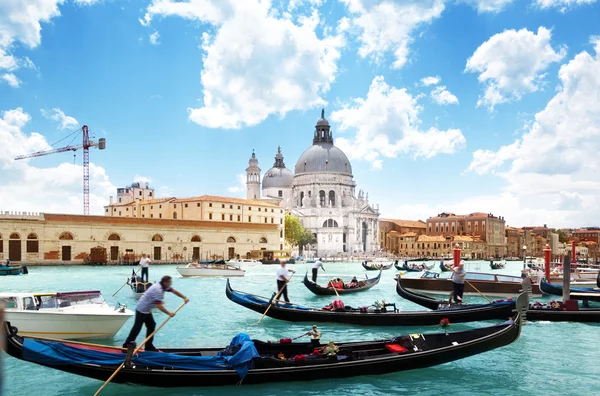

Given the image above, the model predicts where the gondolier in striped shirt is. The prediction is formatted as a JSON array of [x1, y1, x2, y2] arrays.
[[122, 275, 189, 352]]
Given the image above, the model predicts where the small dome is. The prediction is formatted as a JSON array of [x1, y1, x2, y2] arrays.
[[263, 167, 294, 189], [316, 118, 329, 126], [295, 143, 352, 175]]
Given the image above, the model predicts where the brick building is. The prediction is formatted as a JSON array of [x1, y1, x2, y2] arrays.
[[379, 219, 426, 255]]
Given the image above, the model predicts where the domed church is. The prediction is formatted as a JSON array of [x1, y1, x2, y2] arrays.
[[245, 109, 380, 256]]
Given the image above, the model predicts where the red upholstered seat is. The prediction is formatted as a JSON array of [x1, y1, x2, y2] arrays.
[[385, 344, 408, 353]]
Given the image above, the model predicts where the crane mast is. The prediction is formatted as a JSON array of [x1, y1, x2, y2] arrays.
[[14, 125, 106, 215]]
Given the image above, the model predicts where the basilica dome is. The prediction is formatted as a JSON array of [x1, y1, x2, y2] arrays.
[[294, 110, 353, 176], [262, 147, 294, 189]]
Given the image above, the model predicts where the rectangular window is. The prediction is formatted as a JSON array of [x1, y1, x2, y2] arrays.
[[27, 240, 39, 253], [264, 218, 267, 223], [278, 190, 283, 197], [149, 192, 152, 197], [142, 214, 145, 218], [174, 204, 177, 208], [238, 206, 241, 210], [126, 208, 129, 211], [230, 214, 233, 221], [142, 206, 145, 211], [209, 213, 213, 220], [197, 203, 200, 207], [119, 211, 122, 216], [237, 215, 241, 221], [248, 207, 252, 210], [139, 191, 142, 196], [248, 216, 252, 222], [159, 205, 162, 208], [105, 208, 108, 213], [151, 214, 154, 218], [159, 214, 162, 218], [209, 203, 213, 207], [222, 214, 225, 220], [280, 219, 283, 224], [222, 204, 225, 208], [271, 218, 274, 224], [119, 198, 122, 203], [151, 206, 153, 209], [185, 203, 188, 208], [230, 205, 233, 209]]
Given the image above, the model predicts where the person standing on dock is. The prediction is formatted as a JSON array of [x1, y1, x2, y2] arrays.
[[312, 258, 325, 282], [122, 275, 189, 352], [139, 254, 151, 283], [276, 260, 295, 303], [450, 262, 466, 303]]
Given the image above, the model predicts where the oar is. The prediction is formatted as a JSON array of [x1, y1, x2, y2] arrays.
[[93, 301, 187, 396], [466, 280, 492, 303], [322, 267, 340, 297], [112, 268, 140, 297], [256, 272, 295, 324]]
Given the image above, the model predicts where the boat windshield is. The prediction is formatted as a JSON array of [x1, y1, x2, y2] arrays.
[[465, 273, 496, 281], [0, 296, 18, 309], [55, 291, 104, 307], [496, 275, 519, 283]]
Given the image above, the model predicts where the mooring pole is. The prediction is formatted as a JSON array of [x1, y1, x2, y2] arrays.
[[562, 254, 571, 303]]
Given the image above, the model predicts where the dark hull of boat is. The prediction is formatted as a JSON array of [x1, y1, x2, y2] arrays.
[[362, 263, 392, 271], [395, 263, 433, 272], [539, 278, 600, 302], [400, 277, 542, 297], [0, 265, 28, 276], [226, 280, 517, 326], [261, 258, 296, 265], [3, 315, 522, 388], [303, 271, 381, 296]]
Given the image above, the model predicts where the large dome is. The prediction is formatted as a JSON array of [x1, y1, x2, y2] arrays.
[[263, 167, 294, 188], [295, 143, 353, 175]]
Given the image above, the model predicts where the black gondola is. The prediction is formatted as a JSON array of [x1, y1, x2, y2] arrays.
[[395, 263, 434, 272], [226, 280, 520, 326], [362, 262, 392, 271], [303, 270, 381, 296], [489, 261, 505, 270], [399, 277, 600, 323], [2, 305, 524, 388], [539, 275, 600, 302]]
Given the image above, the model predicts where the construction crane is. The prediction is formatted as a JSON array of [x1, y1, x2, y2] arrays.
[[14, 125, 106, 215]]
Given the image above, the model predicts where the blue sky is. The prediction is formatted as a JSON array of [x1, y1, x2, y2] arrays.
[[0, 0, 599, 227]]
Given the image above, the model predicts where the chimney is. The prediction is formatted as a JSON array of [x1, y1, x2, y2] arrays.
[[109, 196, 113, 205]]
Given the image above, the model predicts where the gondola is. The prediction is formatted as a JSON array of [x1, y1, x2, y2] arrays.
[[3, 310, 523, 388], [303, 270, 382, 296], [539, 275, 600, 302], [226, 280, 521, 326], [127, 270, 152, 299], [0, 264, 28, 276], [394, 263, 433, 272], [362, 262, 392, 271], [489, 261, 505, 270], [398, 277, 600, 323]]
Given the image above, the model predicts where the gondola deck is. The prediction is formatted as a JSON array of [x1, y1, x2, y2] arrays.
[[302, 270, 382, 296]]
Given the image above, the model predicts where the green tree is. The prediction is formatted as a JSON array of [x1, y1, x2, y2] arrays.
[[552, 229, 569, 243], [285, 215, 316, 255]]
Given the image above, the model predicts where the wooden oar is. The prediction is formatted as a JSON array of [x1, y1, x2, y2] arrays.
[[93, 301, 187, 396], [322, 267, 340, 297], [256, 272, 295, 324], [112, 268, 140, 297], [466, 280, 492, 303]]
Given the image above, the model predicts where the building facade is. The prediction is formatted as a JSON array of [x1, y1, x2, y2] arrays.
[[379, 219, 427, 254], [0, 211, 280, 264]]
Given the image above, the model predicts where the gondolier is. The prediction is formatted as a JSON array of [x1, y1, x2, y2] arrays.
[[449, 262, 466, 303], [312, 258, 325, 282], [139, 254, 151, 283], [123, 275, 189, 351], [276, 261, 295, 303]]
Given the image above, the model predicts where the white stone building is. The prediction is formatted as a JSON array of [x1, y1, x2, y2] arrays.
[[246, 109, 380, 256]]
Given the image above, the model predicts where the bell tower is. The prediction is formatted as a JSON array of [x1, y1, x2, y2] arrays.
[[246, 150, 261, 200], [313, 108, 333, 145]]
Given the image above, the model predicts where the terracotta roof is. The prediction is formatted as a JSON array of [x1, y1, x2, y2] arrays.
[[41, 213, 278, 230], [380, 218, 426, 228], [399, 232, 417, 237], [172, 195, 280, 207], [574, 229, 600, 234], [428, 212, 503, 220], [417, 235, 446, 242]]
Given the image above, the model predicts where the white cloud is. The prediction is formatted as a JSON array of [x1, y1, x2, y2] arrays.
[[459, 0, 515, 13], [341, 0, 445, 69], [0, 108, 114, 215], [430, 86, 459, 105], [140, 0, 344, 129], [463, 38, 600, 227], [40, 108, 79, 130], [465, 27, 566, 110], [149, 31, 160, 45], [133, 175, 152, 184], [1, 73, 21, 88], [535, 0, 598, 11], [228, 173, 247, 196], [331, 76, 466, 168], [74, 0, 102, 4], [421, 76, 440, 86]]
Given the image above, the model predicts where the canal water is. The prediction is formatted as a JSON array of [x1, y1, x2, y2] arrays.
[[1, 261, 598, 395]]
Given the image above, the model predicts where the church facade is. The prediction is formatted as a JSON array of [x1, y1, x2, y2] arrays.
[[246, 110, 380, 256]]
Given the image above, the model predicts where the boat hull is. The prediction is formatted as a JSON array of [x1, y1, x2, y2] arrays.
[[0, 265, 28, 276], [176, 267, 245, 277], [400, 277, 542, 298], [3, 310, 132, 339], [302, 271, 381, 296]]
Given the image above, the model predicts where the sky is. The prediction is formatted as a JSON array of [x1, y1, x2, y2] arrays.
[[0, 0, 599, 228]]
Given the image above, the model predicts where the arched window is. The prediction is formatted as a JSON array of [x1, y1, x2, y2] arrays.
[[59, 232, 73, 240], [173, 212, 177, 219], [26, 233, 39, 253], [328, 190, 335, 206], [108, 233, 121, 241], [322, 219, 338, 227], [10, 233, 20, 239], [191, 235, 201, 242], [319, 190, 326, 206], [152, 234, 163, 242], [227, 236, 236, 243], [300, 191, 304, 207], [259, 237, 268, 243]]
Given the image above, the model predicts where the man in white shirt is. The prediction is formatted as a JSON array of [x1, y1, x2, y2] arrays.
[[139, 254, 152, 283], [276, 260, 295, 302], [312, 258, 325, 282]]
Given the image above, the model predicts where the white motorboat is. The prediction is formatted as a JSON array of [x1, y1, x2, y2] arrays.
[[227, 258, 261, 264], [0, 291, 133, 340], [176, 263, 245, 277]]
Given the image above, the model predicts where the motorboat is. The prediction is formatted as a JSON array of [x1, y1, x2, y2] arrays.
[[177, 262, 245, 277], [0, 264, 28, 276], [227, 258, 261, 264], [0, 291, 133, 340]]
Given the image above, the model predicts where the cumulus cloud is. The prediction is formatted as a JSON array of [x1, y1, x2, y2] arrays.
[[40, 108, 79, 130], [430, 86, 459, 105], [459, 0, 515, 13], [149, 31, 160, 45], [0, 107, 114, 214], [464, 38, 600, 226], [133, 175, 152, 184], [1, 73, 21, 88], [227, 173, 247, 196], [331, 76, 466, 168], [341, 0, 445, 69], [535, 0, 598, 11], [465, 27, 566, 110], [421, 76, 440, 86]]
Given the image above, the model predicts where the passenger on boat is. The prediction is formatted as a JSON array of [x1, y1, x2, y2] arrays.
[[348, 276, 359, 288], [123, 275, 189, 352], [449, 262, 466, 303], [139, 254, 152, 283], [191, 259, 200, 268], [276, 261, 295, 303], [312, 258, 325, 282], [307, 325, 321, 347]]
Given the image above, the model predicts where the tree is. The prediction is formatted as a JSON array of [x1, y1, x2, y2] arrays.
[[285, 215, 316, 255], [552, 229, 569, 243]]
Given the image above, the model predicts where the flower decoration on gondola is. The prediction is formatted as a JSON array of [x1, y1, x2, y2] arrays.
[[439, 318, 450, 335]]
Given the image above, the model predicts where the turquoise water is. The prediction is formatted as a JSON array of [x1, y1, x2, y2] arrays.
[[1, 261, 599, 396]]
